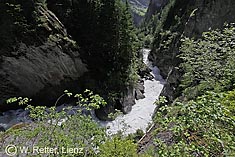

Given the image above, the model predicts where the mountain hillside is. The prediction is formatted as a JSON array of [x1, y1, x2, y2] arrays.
[[145, 0, 168, 21], [137, 0, 235, 155], [149, 0, 235, 101], [128, 0, 150, 25]]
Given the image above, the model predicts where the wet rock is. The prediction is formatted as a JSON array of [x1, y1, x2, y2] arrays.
[[138, 65, 154, 80], [135, 81, 145, 100], [95, 86, 136, 120], [0, 125, 5, 132], [135, 90, 145, 100], [95, 102, 116, 121], [120, 86, 136, 114]]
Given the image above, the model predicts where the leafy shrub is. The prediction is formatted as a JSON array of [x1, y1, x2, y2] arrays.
[[1, 90, 143, 156], [99, 136, 138, 157], [152, 91, 235, 157], [221, 90, 235, 120], [1, 90, 107, 156], [179, 24, 235, 99]]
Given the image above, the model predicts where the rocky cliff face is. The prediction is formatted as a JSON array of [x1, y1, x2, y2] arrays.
[[149, 0, 235, 101], [128, 0, 150, 26], [145, 0, 168, 21], [0, 0, 148, 119], [0, 0, 87, 110], [184, 0, 235, 37], [47, 0, 147, 120]]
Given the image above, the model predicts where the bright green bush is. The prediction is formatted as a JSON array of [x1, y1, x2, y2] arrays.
[[144, 23, 235, 157], [179, 24, 235, 99], [152, 91, 235, 156], [221, 90, 235, 120], [1, 90, 107, 156], [99, 136, 138, 157]]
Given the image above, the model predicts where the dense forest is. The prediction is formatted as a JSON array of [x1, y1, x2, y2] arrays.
[[0, 0, 235, 156]]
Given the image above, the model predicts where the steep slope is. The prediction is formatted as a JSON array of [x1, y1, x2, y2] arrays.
[[0, 0, 141, 118], [0, 0, 87, 110], [149, 0, 235, 101], [138, 0, 235, 154], [145, 0, 168, 21], [128, 0, 150, 26], [46, 0, 141, 120]]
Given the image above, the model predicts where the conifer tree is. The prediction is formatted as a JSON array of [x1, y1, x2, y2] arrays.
[[65, 0, 138, 100], [94, 0, 138, 91], [115, 0, 138, 87]]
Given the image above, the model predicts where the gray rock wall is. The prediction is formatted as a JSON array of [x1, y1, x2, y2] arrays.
[[0, 0, 87, 110], [145, 0, 168, 21], [184, 0, 235, 37]]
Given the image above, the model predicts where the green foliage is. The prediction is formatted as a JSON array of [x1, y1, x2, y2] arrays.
[[155, 96, 168, 106], [109, 0, 139, 88], [153, 0, 176, 37], [1, 90, 143, 156], [1, 0, 73, 50], [141, 0, 176, 46], [69, 0, 139, 99], [136, 28, 154, 48], [143, 23, 235, 157], [151, 91, 235, 157], [221, 90, 235, 120], [1, 90, 108, 156], [131, 6, 147, 17], [127, 129, 145, 143], [99, 136, 138, 157], [179, 24, 235, 99], [2, 2, 37, 47], [139, 1, 235, 156]]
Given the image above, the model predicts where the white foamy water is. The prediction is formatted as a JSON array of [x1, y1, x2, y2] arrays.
[[96, 49, 165, 135], [0, 49, 165, 134]]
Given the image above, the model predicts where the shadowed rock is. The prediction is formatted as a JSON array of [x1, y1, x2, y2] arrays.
[[0, 0, 87, 111]]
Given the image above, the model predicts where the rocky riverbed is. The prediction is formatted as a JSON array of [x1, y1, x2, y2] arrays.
[[95, 49, 165, 135]]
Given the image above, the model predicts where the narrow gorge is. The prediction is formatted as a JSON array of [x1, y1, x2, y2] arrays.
[[0, 49, 165, 134], [0, 0, 235, 156]]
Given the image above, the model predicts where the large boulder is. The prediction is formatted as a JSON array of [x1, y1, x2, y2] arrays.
[[138, 64, 154, 80], [0, 0, 87, 111], [120, 86, 136, 114], [135, 80, 145, 100], [95, 86, 136, 120]]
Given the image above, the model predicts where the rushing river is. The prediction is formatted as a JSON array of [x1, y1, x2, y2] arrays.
[[95, 48, 165, 135], [0, 49, 165, 134]]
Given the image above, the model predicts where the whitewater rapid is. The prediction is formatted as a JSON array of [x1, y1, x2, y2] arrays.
[[0, 49, 165, 134], [96, 49, 165, 135]]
